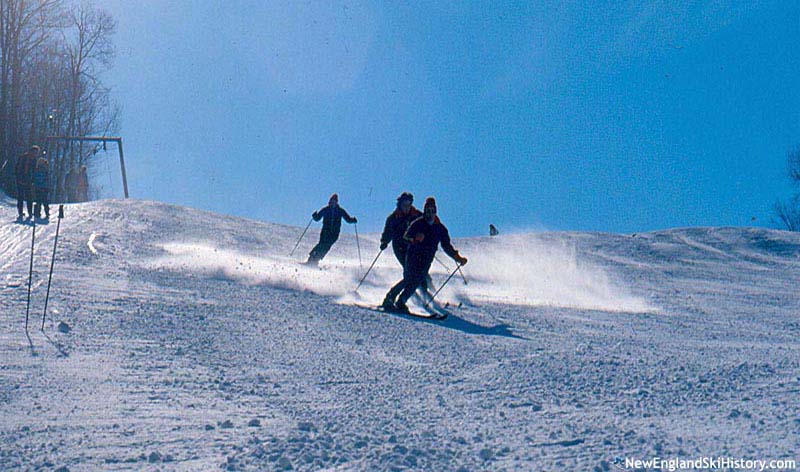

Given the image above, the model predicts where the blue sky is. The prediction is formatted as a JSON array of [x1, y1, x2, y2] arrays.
[[101, 1, 799, 236]]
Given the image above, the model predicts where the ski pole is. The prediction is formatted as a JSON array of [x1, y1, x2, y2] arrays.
[[25, 218, 37, 333], [354, 249, 383, 292], [0, 158, 9, 174], [456, 265, 468, 285], [424, 264, 462, 310], [434, 255, 450, 271], [289, 217, 313, 257], [41, 205, 64, 330], [354, 223, 363, 270], [435, 255, 468, 285]]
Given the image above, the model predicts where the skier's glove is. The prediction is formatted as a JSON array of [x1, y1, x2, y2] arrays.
[[352, 217, 358, 223], [312, 211, 318, 219], [380, 242, 388, 250], [455, 255, 468, 266]]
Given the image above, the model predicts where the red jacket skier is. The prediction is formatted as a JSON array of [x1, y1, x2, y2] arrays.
[[380, 192, 422, 266]]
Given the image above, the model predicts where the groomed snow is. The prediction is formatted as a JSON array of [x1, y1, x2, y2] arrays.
[[1, 198, 799, 470]]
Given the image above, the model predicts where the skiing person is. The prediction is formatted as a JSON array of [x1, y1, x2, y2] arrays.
[[380, 192, 422, 265], [33, 153, 50, 219], [14, 145, 39, 220], [385, 197, 467, 314], [379, 192, 423, 309], [305, 193, 357, 266]]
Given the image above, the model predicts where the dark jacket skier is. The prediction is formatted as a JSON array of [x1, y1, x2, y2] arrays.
[[380, 192, 425, 308], [385, 197, 467, 312], [33, 156, 50, 219], [380, 192, 422, 266], [15, 146, 39, 219], [306, 193, 357, 265]]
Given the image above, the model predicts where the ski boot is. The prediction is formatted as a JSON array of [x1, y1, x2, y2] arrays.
[[380, 297, 395, 311], [393, 301, 411, 314]]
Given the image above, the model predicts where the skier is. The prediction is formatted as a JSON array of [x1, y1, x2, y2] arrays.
[[14, 145, 39, 220], [380, 192, 422, 265], [379, 192, 423, 309], [306, 194, 357, 266], [385, 197, 467, 314], [33, 153, 50, 220]]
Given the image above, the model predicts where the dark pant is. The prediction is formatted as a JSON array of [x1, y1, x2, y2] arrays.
[[16, 184, 32, 217], [308, 230, 340, 263], [34, 188, 49, 218], [383, 247, 409, 302], [386, 247, 430, 303], [396, 257, 434, 304], [392, 245, 408, 267], [386, 274, 430, 303]]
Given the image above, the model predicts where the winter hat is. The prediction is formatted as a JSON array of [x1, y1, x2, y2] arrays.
[[397, 192, 414, 204], [424, 197, 436, 211], [329, 193, 339, 204], [29, 145, 40, 153]]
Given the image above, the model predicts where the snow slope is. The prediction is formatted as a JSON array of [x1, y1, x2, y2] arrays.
[[1, 198, 799, 471]]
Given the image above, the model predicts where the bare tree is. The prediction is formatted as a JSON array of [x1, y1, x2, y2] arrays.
[[774, 145, 800, 231], [775, 196, 800, 231], [0, 0, 62, 190], [0, 0, 117, 201], [786, 144, 800, 186], [55, 2, 115, 199]]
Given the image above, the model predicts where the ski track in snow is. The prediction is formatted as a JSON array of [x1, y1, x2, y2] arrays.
[[87, 232, 99, 255], [1, 198, 800, 471]]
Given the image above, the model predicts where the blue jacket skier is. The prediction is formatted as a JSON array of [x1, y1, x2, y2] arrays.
[[306, 193, 357, 265], [33, 155, 50, 219], [385, 197, 467, 313]]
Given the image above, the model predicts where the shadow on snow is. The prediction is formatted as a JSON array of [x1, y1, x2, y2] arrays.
[[368, 307, 527, 340]]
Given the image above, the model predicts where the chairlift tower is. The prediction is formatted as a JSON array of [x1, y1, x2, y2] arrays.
[[45, 136, 129, 198]]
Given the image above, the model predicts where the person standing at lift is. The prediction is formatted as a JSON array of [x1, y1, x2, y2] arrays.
[[14, 145, 39, 220], [33, 152, 51, 220]]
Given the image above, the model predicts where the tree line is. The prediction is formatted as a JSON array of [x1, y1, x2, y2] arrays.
[[0, 0, 117, 202]]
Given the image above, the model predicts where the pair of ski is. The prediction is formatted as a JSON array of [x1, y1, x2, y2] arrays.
[[364, 303, 447, 320], [363, 293, 450, 320]]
